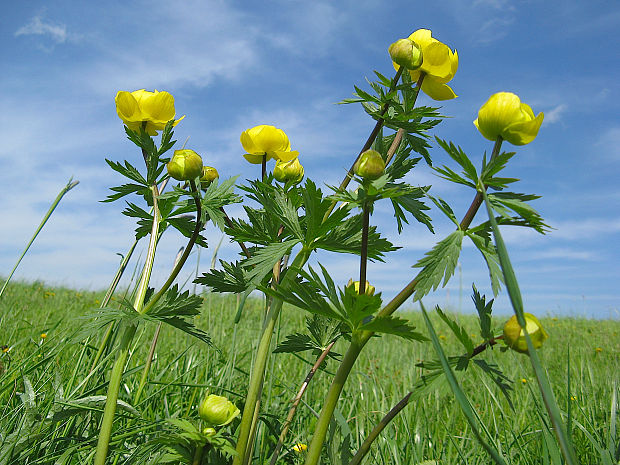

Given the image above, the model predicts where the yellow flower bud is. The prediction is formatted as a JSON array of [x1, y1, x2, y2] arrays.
[[115, 89, 185, 136], [273, 158, 304, 184], [240, 125, 299, 164], [393, 29, 458, 101], [474, 92, 544, 146], [353, 149, 385, 181], [202, 427, 216, 436], [346, 279, 375, 296], [503, 313, 548, 354], [201, 166, 219, 189], [198, 394, 240, 427], [389, 38, 423, 71], [167, 149, 203, 181]]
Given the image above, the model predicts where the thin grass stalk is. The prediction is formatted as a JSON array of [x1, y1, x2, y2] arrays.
[[269, 340, 337, 465], [0, 177, 79, 300], [303, 336, 364, 465], [480, 183, 579, 465]]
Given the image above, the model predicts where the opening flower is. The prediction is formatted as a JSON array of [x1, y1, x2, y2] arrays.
[[503, 313, 548, 354], [393, 29, 458, 101], [167, 149, 203, 181], [198, 394, 240, 427], [273, 157, 304, 184], [240, 125, 299, 164], [115, 89, 185, 136], [474, 92, 544, 146]]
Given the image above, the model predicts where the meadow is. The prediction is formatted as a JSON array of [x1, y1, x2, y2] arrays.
[[1, 280, 618, 464]]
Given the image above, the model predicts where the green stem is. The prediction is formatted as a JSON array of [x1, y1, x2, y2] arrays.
[[192, 444, 205, 465], [304, 337, 364, 465], [0, 177, 79, 300], [93, 323, 137, 465], [359, 203, 370, 294], [232, 248, 312, 465]]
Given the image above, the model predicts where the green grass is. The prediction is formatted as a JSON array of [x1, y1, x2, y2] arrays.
[[0, 280, 618, 464]]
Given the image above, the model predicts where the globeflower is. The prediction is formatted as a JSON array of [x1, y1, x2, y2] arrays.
[[273, 158, 304, 184], [240, 125, 299, 164], [198, 394, 240, 427], [167, 149, 203, 181], [115, 89, 185, 136], [393, 29, 458, 101], [503, 313, 548, 354], [474, 92, 544, 145], [353, 149, 385, 181], [201, 166, 219, 189]]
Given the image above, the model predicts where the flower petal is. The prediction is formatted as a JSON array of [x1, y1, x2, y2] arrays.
[[243, 153, 267, 164], [420, 41, 453, 80], [421, 78, 457, 100], [503, 112, 544, 145], [272, 150, 299, 162], [240, 128, 262, 154], [140, 91, 176, 123], [252, 125, 289, 152], [115, 91, 142, 122]]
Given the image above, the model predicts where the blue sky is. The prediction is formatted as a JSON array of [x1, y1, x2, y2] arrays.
[[1, 0, 619, 319]]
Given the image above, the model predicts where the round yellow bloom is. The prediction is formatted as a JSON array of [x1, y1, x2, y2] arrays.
[[474, 92, 544, 146], [503, 313, 548, 354], [273, 157, 304, 184], [293, 443, 307, 453], [198, 394, 240, 427], [393, 29, 458, 101], [240, 125, 299, 164], [167, 149, 203, 181], [115, 89, 185, 136]]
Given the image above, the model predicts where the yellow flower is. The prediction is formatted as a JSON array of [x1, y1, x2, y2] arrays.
[[167, 149, 203, 181], [521, 378, 527, 384], [394, 29, 458, 101], [595, 347, 603, 353], [293, 443, 307, 453], [115, 89, 185, 136], [503, 313, 548, 354], [474, 92, 544, 145], [40, 333, 47, 339], [273, 157, 304, 184], [240, 125, 299, 164]]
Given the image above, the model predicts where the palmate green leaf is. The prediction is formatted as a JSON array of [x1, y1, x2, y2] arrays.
[[487, 192, 549, 233], [360, 315, 427, 342], [436, 306, 475, 355], [480, 150, 517, 189], [406, 133, 433, 166], [263, 276, 344, 322], [472, 359, 515, 411], [388, 184, 433, 233], [201, 176, 241, 231], [481, 185, 579, 465], [420, 301, 509, 465], [74, 306, 140, 342], [105, 159, 147, 185], [412, 230, 464, 301], [427, 195, 459, 226], [225, 207, 280, 245], [471, 285, 494, 341], [123, 202, 152, 219], [274, 316, 344, 360], [102, 183, 149, 203], [314, 213, 397, 261], [157, 120, 177, 157], [244, 239, 300, 286], [467, 232, 504, 296], [435, 137, 478, 184], [165, 215, 208, 248], [195, 261, 248, 293], [341, 285, 382, 328]]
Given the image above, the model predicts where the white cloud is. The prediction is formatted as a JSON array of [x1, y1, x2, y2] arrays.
[[544, 103, 568, 124], [15, 14, 68, 44]]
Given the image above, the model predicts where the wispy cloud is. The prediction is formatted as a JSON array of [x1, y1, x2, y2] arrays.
[[15, 14, 68, 45], [544, 103, 568, 124]]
